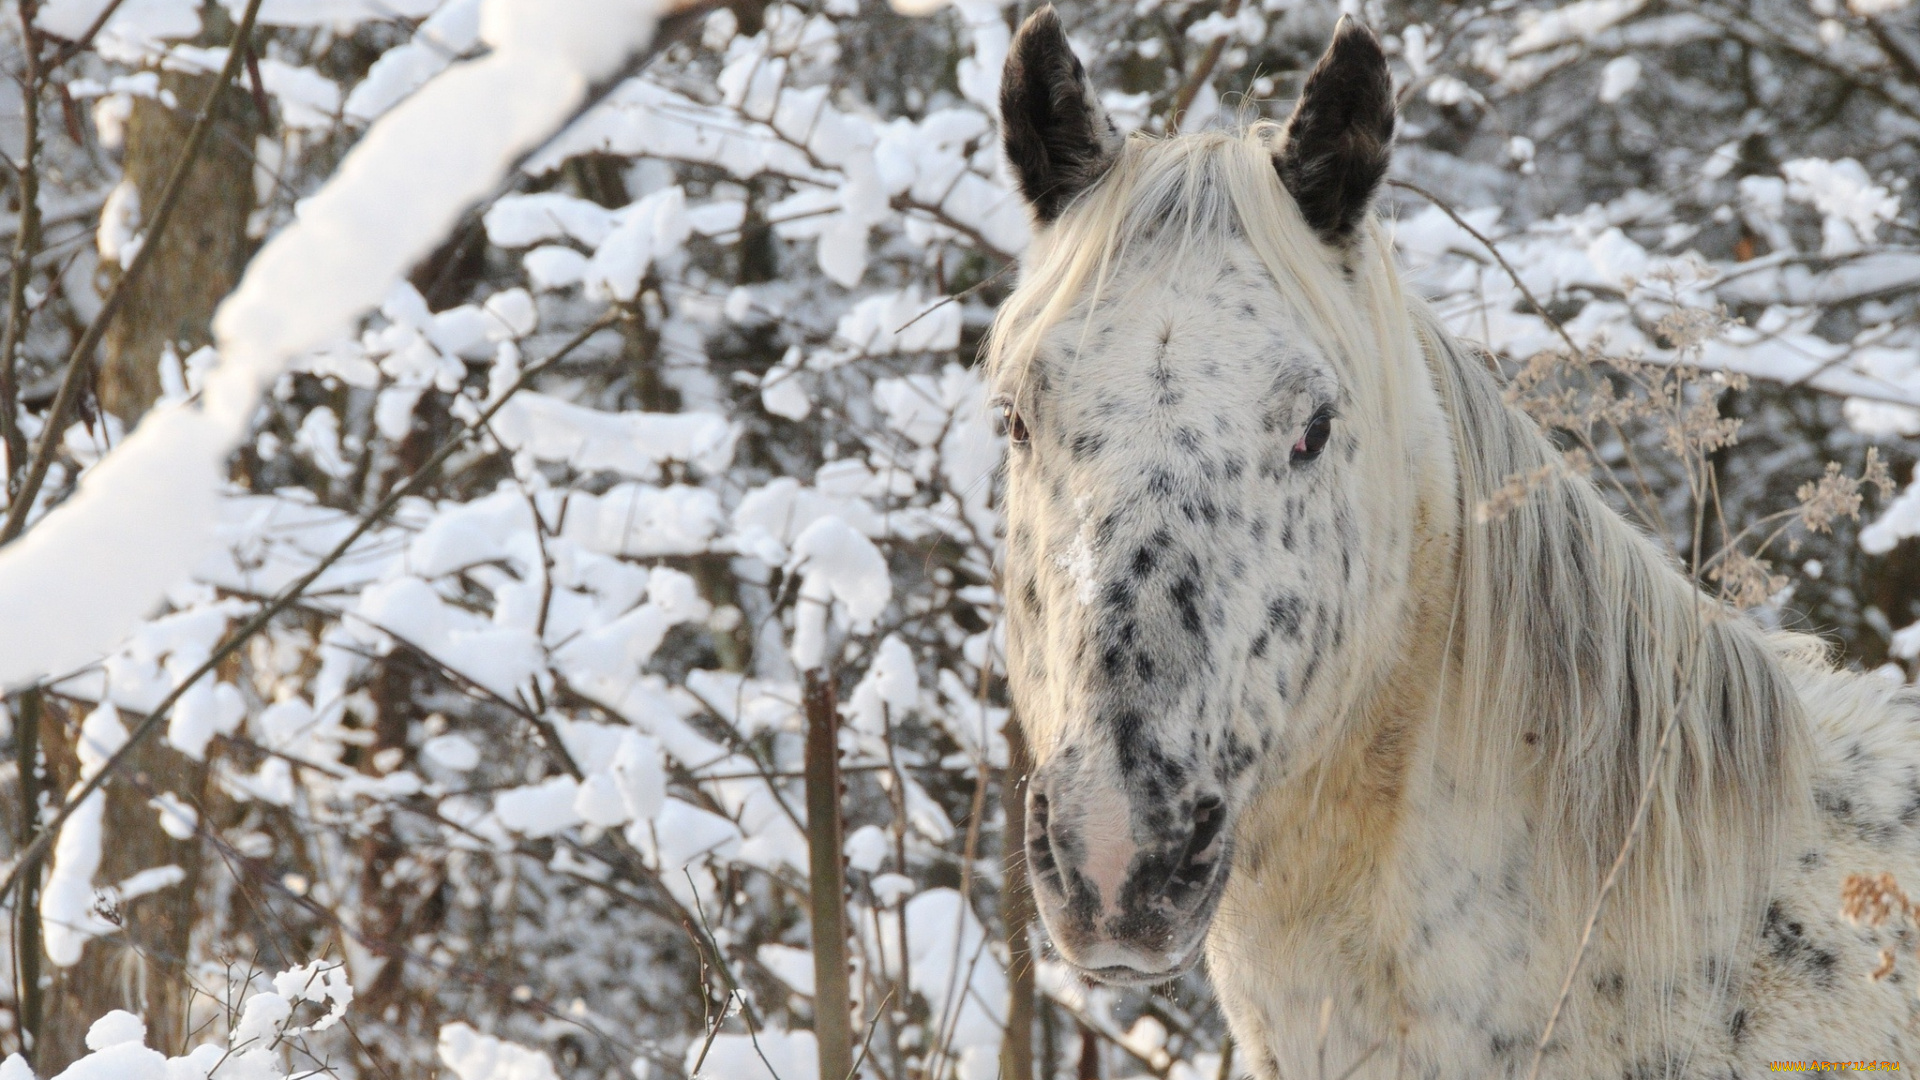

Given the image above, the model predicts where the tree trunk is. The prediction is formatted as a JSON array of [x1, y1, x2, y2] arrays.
[[36, 17, 254, 1063], [35, 702, 207, 1072], [97, 57, 256, 419]]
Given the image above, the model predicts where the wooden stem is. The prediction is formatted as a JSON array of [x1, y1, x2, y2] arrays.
[[804, 669, 854, 1080], [1000, 719, 1037, 1080], [12, 689, 42, 1063]]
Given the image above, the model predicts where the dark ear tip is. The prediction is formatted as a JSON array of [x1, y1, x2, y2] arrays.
[[1330, 16, 1385, 52], [1324, 18, 1391, 83], [1015, 5, 1067, 46]]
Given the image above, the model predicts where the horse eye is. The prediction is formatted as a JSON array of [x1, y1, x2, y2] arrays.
[[1292, 407, 1333, 463], [1000, 402, 1030, 445]]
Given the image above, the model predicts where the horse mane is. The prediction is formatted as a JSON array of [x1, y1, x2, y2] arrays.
[[987, 123, 1818, 1024], [1418, 303, 1816, 1008]]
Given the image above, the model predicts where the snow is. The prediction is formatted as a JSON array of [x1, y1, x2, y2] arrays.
[[42, 703, 128, 966], [899, 887, 1005, 1076], [788, 515, 891, 668], [37, 0, 201, 52], [845, 823, 891, 872], [1783, 158, 1900, 255], [1863, 474, 1920, 554], [86, 1010, 147, 1050], [0, 0, 669, 692], [150, 792, 199, 839], [423, 732, 483, 771], [635, 798, 742, 870], [479, 393, 737, 481], [256, 59, 342, 130], [112, 864, 186, 903], [46, 1042, 168, 1080], [1597, 55, 1642, 102], [97, 180, 142, 269], [1507, 0, 1647, 56], [345, 0, 485, 122], [439, 1023, 561, 1080], [493, 775, 585, 838], [220, 0, 442, 28], [846, 634, 919, 734]]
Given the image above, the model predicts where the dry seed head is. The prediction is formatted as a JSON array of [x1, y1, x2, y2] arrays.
[[1708, 549, 1786, 610], [1840, 871, 1910, 928]]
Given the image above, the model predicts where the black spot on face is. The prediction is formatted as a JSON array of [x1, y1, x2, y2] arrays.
[[1131, 543, 1157, 579], [1266, 594, 1304, 638], [1172, 575, 1204, 635]]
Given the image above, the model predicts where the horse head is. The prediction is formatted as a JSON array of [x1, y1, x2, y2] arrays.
[[990, 6, 1432, 986]]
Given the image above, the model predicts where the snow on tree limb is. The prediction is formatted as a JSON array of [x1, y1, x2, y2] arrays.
[[0, 0, 674, 689]]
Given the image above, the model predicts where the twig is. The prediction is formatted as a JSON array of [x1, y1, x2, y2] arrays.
[[1865, 16, 1920, 93], [0, 315, 615, 912], [1170, 0, 1242, 133], [0, 0, 268, 544], [890, 261, 1013, 337], [846, 987, 894, 1080], [685, 869, 783, 1080], [243, 40, 275, 137], [1388, 179, 1578, 358]]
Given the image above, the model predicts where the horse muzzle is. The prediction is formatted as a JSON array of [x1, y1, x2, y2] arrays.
[[1025, 770, 1232, 985]]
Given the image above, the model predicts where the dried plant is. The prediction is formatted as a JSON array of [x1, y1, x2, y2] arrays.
[[1840, 872, 1920, 991]]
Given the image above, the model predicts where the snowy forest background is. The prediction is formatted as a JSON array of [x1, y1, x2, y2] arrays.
[[3, 0, 1920, 1077]]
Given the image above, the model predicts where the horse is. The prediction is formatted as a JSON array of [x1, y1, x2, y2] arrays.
[[987, 8, 1920, 1077]]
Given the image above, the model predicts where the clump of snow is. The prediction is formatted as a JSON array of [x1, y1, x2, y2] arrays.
[[423, 732, 483, 771], [1862, 474, 1920, 554], [42, 703, 129, 966], [438, 1021, 561, 1080], [85, 1010, 146, 1050], [1597, 55, 1641, 102], [788, 516, 891, 669], [149, 793, 199, 839], [48, 957, 353, 1079], [1508, 0, 1647, 56], [96, 180, 143, 268], [494, 775, 584, 838], [1783, 157, 1900, 255]]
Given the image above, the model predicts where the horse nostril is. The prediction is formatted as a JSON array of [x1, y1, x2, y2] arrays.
[[1028, 792, 1058, 880], [1171, 796, 1227, 893]]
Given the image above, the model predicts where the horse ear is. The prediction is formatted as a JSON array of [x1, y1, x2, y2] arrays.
[[1275, 18, 1396, 247], [1001, 6, 1123, 224]]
